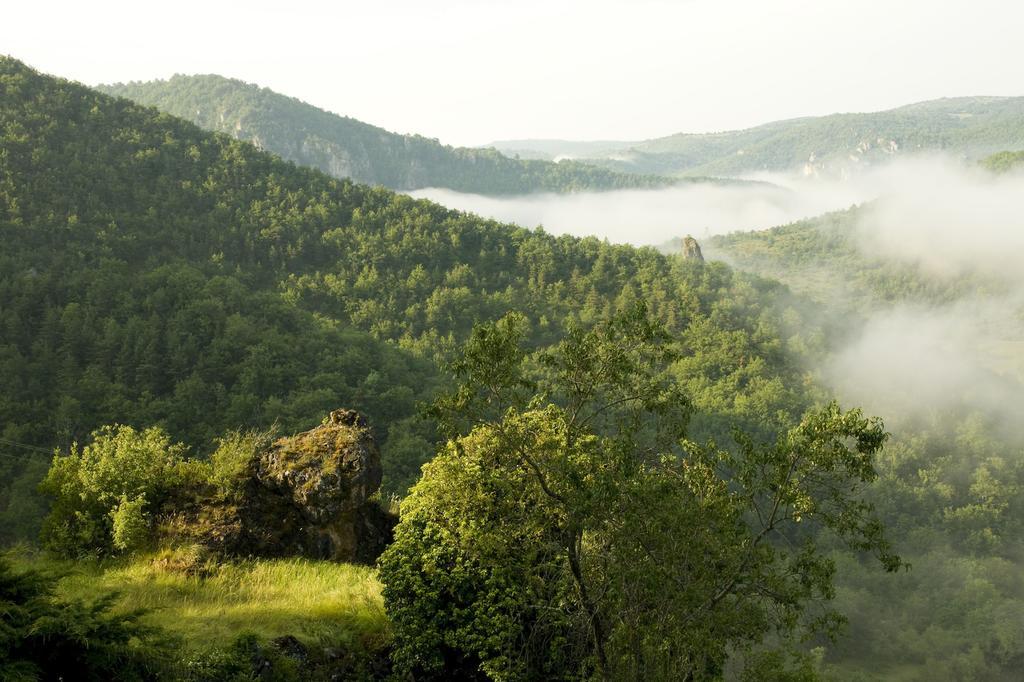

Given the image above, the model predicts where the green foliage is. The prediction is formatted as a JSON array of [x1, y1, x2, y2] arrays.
[[980, 150, 1024, 174], [704, 206, 1001, 311], [39, 425, 188, 556], [811, 410, 1024, 679], [704, 205, 1024, 679], [380, 307, 897, 680], [0, 459, 49, 545], [0, 557, 172, 681], [98, 75, 677, 194], [208, 427, 276, 499], [110, 494, 151, 553], [738, 648, 823, 682], [182, 633, 299, 682]]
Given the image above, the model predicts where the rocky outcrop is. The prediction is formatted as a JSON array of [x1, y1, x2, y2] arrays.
[[166, 409, 395, 564], [681, 235, 704, 261]]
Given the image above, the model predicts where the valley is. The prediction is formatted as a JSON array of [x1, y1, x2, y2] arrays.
[[2, 9, 1024, 677]]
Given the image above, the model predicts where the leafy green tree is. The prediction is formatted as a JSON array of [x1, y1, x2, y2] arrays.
[[379, 306, 900, 680], [207, 427, 278, 500]]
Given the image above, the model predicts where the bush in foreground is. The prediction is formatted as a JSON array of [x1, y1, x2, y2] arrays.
[[38, 425, 198, 557], [380, 306, 900, 680]]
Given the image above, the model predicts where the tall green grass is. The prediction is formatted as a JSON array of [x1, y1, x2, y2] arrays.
[[11, 549, 389, 654]]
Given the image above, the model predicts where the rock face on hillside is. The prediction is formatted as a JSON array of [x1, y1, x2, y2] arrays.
[[681, 235, 704, 261], [168, 409, 395, 564]]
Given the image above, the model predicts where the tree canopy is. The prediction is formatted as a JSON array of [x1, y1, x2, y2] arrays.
[[379, 307, 899, 680]]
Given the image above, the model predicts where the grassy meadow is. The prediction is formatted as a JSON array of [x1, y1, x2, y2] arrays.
[[8, 548, 389, 656]]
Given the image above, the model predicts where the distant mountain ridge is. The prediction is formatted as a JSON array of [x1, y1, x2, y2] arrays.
[[97, 75, 679, 195], [501, 96, 1024, 177], [485, 139, 639, 161]]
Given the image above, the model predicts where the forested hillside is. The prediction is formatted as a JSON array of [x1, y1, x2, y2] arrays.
[[0, 57, 815, 542], [97, 75, 679, 194], [572, 97, 1024, 177], [700, 207, 1006, 309], [5, 55, 1024, 680]]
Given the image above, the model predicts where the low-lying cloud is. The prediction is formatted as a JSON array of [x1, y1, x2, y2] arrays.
[[409, 178, 872, 246], [824, 301, 1024, 426], [414, 156, 1024, 427], [854, 157, 1024, 283], [826, 157, 1024, 425]]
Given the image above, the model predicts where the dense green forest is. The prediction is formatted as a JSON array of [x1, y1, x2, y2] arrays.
[[0, 56, 815, 542], [4, 55, 1024, 680], [97, 75, 681, 195], [555, 97, 1024, 177]]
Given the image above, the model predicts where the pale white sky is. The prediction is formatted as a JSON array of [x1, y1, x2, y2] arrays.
[[4, 0, 1022, 147]]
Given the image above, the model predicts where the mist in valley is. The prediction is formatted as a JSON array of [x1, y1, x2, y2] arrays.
[[818, 158, 1024, 429], [408, 176, 873, 245], [824, 300, 1024, 430], [416, 156, 1024, 434], [411, 155, 1024, 251]]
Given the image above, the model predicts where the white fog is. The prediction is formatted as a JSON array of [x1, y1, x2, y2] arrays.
[[409, 176, 870, 245], [415, 156, 1024, 423]]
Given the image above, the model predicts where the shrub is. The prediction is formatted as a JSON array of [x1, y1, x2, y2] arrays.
[[39, 425, 188, 557], [182, 632, 299, 682], [208, 427, 276, 499]]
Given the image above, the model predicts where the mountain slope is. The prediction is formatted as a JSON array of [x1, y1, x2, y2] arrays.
[[699, 206, 1000, 308], [699, 207, 1024, 680], [571, 96, 1024, 177], [0, 56, 815, 537], [97, 75, 678, 194], [700, 205, 1024, 383]]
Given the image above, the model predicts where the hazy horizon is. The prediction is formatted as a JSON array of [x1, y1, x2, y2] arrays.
[[5, 0, 1024, 147]]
